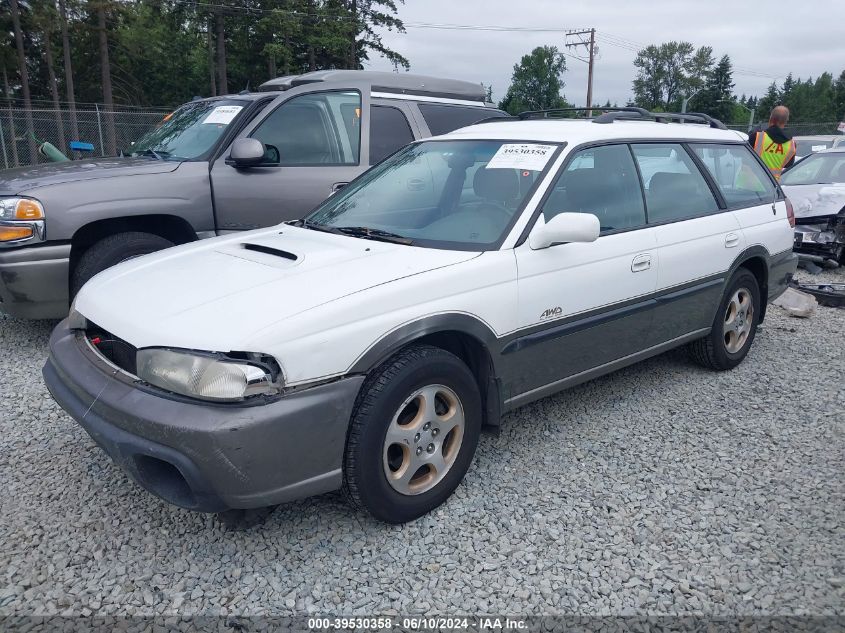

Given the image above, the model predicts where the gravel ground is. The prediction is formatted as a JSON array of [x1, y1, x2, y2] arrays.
[[1, 268, 843, 618]]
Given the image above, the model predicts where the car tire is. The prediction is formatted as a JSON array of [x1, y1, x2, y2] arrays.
[[343, 344, 482, 524], [71, 231, 174, 297], [688, 268, 761, 371]]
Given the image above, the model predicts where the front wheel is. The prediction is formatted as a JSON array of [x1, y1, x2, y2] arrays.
[[688, 268, 761, 371], [71, 231, 174, 297], [343, 345, 482, 524]]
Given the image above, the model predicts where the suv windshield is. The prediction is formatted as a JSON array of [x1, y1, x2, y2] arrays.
[[129, 99, 249, 161], [307, 140, 559, 250], [782, 152, 845, 185]]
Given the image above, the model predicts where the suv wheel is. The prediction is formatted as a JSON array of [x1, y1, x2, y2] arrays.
[[688, 268, 760, 371], [72, 232, 174, 297], [343, 345, 481, 524]]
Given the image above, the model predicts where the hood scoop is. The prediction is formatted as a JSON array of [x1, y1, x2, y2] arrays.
[[242, 243, 298, 261]]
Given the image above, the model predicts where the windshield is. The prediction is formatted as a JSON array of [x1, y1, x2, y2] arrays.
[[782, 152, 845, 186], [129, 99, 249, 161], [307, 140, 560, 250]]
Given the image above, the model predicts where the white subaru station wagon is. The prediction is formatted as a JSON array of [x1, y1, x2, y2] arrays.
[[44, 108, 797, 524]]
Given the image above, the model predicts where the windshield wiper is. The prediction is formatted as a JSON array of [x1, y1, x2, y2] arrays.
[[294, 220, 413, 244], [293, 219, 346, 235], [336, 226, 414, 245], [136, 148, 170, 161]]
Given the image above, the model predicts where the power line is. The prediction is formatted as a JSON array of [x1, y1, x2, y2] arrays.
[[598, 32, 781, 80], [177, 3, 784, 83]]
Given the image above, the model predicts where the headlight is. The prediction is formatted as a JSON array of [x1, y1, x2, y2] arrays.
[[0, 197, 44, 220], [0, 197, 45, 244], [136, 348, 283, 402]]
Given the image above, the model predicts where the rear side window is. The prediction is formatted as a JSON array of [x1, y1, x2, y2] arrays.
[[251, 90, 361, 165], [631, 143, 719, 223], [418, 104, 503, 135], [692, 144, 775, 207], [370, 106, 414, 165], [542, 144, 646, 232]]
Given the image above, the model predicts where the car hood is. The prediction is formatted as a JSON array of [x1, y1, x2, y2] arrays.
[[0, 158, 180, 194], [74, 225, 479, 352], [783, 183, 845, 219]]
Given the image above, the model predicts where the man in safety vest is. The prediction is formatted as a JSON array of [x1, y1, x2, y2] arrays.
[[748, 105, 797, 180]]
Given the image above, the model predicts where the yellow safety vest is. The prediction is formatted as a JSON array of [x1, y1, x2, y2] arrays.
[[753, 130, 796, 181]]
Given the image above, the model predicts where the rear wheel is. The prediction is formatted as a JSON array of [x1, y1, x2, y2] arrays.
[[343, 345, 481, 524], [71, 231, 174, 297], [688, 268, 760, 371]]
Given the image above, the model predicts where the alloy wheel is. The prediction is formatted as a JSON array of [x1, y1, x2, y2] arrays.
[[382, 384, 465, 496], [723, 288, 754, 353]]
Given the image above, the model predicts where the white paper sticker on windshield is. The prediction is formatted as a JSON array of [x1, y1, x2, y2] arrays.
[[202, 105, 243, 125], [486, 143, 556, 171], [811, 144, 827, 151]]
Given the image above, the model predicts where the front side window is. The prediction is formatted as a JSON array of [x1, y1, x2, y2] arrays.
[[542, 144, 646, 232], [370, 105, 414, 165], [251, 91, 361, 165], [307, 140, 559, 250], [631, 143, 719, 223], [129, 98, 249, 161], [692, 144, 776, 207]]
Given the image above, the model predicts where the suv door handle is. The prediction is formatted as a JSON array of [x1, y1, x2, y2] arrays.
[[725, 233, 740, 248], [332, 182, 349, 192], [631, 253, 652, 272]]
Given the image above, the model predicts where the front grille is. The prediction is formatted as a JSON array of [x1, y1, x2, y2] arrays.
[[86, 325, 137, 376]]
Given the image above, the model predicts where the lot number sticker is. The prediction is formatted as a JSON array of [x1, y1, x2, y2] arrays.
[[487, 143, 556, 171], [202, 105, 243, 125]]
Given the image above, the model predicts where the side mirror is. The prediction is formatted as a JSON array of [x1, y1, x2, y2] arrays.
[[529, 212, 600, 249], [228, 138, 266, 167]]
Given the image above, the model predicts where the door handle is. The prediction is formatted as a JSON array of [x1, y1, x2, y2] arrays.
[[631, 253, 651, 272], [725, 233, 740, 248], [331, 182, 349, 192]]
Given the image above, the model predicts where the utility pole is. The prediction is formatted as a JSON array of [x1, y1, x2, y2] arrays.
[[566, 28, 597, 116]]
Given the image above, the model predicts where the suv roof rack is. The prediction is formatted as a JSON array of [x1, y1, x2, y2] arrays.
[[518, 107, 650, 120], [514, 106, 727, 129], [257, 70, 490, 104]]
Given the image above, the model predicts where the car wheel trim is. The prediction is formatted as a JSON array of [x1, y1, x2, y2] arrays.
[[723, 287, 754, 354], [382, 384, 464, 496]]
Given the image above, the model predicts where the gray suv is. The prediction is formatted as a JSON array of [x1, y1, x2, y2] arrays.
[[0, 70, 504, 319]]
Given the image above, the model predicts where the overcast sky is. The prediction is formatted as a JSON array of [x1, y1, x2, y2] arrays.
[[364, 0, 845, 109]]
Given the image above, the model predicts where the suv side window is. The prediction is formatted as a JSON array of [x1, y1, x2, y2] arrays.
[[631, 143, 719, 223], [370, 105, 414, 165], [542, 144, 646, 232], [250, 91, 361, 166], [418, 104, 504, 135], [691, 143, 776, 207]]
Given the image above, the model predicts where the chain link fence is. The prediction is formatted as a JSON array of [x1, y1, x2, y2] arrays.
[[0, 102, 172, 169], [727, 122, 843, 136]]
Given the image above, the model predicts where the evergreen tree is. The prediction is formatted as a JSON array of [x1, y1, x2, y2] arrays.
[[756, 82, 782, 122], [695, 54, 734, 122], [499, 46, 569, 115]]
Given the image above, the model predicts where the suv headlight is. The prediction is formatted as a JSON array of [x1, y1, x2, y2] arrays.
[[136, 348, 284, 402], [0, 197, 45, 244]]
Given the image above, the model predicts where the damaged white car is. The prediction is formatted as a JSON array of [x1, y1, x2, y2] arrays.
[[44, 109, 797, 524], [781, 146, 845, 264]]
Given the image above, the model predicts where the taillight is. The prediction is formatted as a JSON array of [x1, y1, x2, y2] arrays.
[[785, 197, 796, 228]]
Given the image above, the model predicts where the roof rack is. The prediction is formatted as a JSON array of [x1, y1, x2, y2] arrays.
[[513, 106, 727, 129], [593, 108, 727, 129], [518, 107, 650, 120]]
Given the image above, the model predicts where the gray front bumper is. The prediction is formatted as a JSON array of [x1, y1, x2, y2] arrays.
[[0, 243, 70, 319], [43, 321, 364, 512]]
